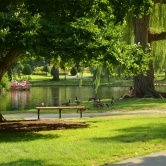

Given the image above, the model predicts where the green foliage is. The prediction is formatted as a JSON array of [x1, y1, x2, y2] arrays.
[[110, 0, 153, 23], [116, 43, 152, 76], [0, 75, 9, 90], [33, 66, 45, 74], [22, 64, 32, 75], [0, 3, 41, 56], [153, 40, 166, 73], [93, 65, 102, 92], [12, 75, 32, 82], [150, 3, 166, 33], [122, 12, 134, 45], [26, 0, 151, 75], [0, 0, 158, 83], [150, 3, 166, 74], [7, 61, 24, 80]]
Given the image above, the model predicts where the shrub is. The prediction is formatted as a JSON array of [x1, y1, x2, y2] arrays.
[[70, 67, 77, 76], [51, 65, 59, 81], [0, 76, 9, 90], [22, 64, 32, 75]]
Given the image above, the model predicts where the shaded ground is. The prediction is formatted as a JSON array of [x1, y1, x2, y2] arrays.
[[0, 120, 87, 132]]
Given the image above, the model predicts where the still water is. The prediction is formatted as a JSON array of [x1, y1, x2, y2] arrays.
[[0, 85, 165, 111]]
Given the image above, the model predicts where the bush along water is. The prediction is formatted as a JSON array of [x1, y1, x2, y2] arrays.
[[0, 76, 9, 91]]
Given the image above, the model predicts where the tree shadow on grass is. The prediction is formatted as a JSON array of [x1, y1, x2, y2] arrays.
[[0, 159, 59, 166], [0, 132, 59, 143], [0, 119, 88, 132], [91, 123, 166, 143], [0, 119, 88, 143]]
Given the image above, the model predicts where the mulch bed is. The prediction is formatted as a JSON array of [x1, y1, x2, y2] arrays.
[[0, 120, 87, 132]]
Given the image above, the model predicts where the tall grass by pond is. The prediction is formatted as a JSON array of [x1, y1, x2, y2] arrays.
[[0, 114, 166, 166]]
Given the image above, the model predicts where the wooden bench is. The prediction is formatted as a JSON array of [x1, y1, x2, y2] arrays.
[[35, 106, 87, 119]]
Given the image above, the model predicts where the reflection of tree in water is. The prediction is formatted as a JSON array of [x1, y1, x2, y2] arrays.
[[49, 86, 71, 106], [10, 91, 30, 109]]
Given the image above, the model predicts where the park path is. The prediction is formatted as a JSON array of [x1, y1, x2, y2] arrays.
[[106, 150, 166, 166], [3, 110, 166, 120]]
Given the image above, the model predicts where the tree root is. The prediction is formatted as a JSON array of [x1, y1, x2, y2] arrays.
[[0, 113, 6, 122], [148, 89, 166, 98]]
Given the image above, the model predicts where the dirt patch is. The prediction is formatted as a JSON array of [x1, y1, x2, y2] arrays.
[[0, 120, 87, 132]]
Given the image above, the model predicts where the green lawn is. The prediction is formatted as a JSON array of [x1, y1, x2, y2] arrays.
[[1, 74, 166, 165], [0, 114, 166, 166], [29, 74, 133, 86]]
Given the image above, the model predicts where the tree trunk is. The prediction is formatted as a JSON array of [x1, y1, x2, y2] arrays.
[[0, 113, 6, 122], [133, 74, 147, 97], [0, 49, 17, 81], [51, 65, 60, 81], [132, 15, 155, 97], [0, 49, 17, 119], [52, 68, 60, 81]]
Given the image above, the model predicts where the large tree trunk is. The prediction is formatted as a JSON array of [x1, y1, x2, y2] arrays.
[[132, 15, 155, 97], [0, 114, 6, 122], [52, 68, 60, 81], [51, 65, 60, 81], [132, 0, 166, 98], [133, 62, 154, 97], [0, 49, 17, 81], [0, 48, 17, 119]]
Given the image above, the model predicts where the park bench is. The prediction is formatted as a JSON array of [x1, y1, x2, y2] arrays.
[[35, 106, 87, 119]]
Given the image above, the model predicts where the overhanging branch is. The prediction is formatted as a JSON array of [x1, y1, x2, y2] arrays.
[[148, 31, 166, 42], [154, 0, 166, 4]]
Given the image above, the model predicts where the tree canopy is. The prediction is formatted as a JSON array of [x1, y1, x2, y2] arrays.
[[0, 0, 154, 82]]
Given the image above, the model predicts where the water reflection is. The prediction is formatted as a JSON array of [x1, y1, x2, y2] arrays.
[[10, 90, 31, 109], [0, 85, 154, 111]]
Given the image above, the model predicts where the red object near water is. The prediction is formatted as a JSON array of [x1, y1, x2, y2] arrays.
[[9, 80, 31, 90]]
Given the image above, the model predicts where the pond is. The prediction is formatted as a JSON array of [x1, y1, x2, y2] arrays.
[[0, 85, 165, 111]]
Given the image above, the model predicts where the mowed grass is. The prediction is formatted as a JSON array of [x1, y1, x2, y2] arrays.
[[29, 74, 94, 86], [0, 114, 166, 166], [29, 74, 133, 86]]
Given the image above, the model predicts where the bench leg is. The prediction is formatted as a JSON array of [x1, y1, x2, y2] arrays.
[[38, 109, 40, 120], [80, 110, 82, 118], [59, 109, 62, 119]]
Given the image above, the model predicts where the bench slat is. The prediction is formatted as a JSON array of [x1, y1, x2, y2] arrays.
[[36, 106, 87, 110], [36, 106, 87, 119]]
